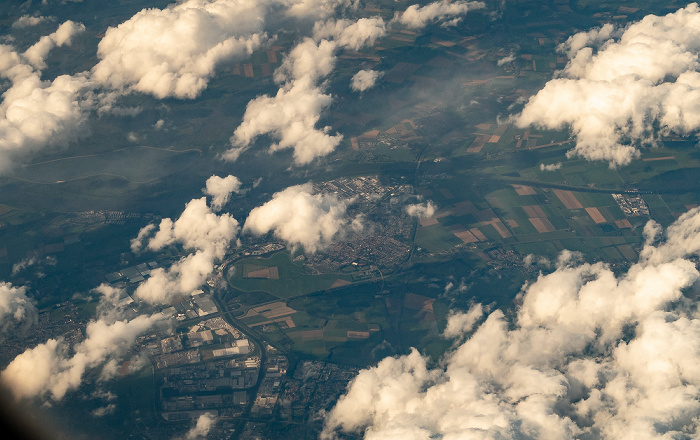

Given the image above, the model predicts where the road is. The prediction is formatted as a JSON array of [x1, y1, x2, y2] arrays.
[[210, 291, 268, 440]]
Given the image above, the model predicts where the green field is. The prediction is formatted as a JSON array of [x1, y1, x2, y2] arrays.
[[228, 251, 353, 298], [415, 223, 463, 252]]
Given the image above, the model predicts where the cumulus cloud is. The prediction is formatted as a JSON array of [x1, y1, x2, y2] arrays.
[[133, 196, 239, 304], [0, 71, 90, 170], [136, 253, 220, 305], [393, 0, 486, 29], [0, 282, 37, 341], [226, 39, 339, 165], [351, 69, 383, 92], [90, 0, 357, 100], [0, 23, 91, 172], [312, 17, 386, 51], [243, 183, 362, 253], [283, 0, 356, 19], [23, 20, 85, 70], [91, 0, 267, 99], [139, 197, 238, 254], [324, 207, 700, 439], [130, 223, 156, 254], [523, 253, 551, 268], [1, 312, 162, 401], [226, 75, 340, 164], [226, 17, 386, 165], [203, 174, 242, 211], [179, 413, 216, 440], [442, 304, 483, 339], [516, 3, 700, 167], [405, 201, 436, 219]]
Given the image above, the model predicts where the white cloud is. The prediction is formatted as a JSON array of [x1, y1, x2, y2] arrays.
[[179, 413, 216, 440], [405, 201, 436, 219], [226, 38, 340, 165], [496, 53, 515, 66], [11, 255, 53, 276], [442, 304, 483, 339], [135, 252, 222, 304], [139, 197, 238, 255], [516, 3, 700, 167], [540, 162, 562, 171], [523, 253, 551, 268], [203, 174, 242, 211], [11, 15, 55, 29], [313, 17, 386, 51], [0, 338, 63, 400], [0, 4, 382, 172], [1, 313, 162, 400], [324, 207, 700, 439], [0, 23, 91, 172], [227, 75, 340, 164], [226, 17, 386, 165], [393, 0, 486, 30], [130, 223, 156, 254], [283, 0, 356, 19], [243, 183, 362, 253], [133, 197, 239, 304], [0, 72, 90, 172], [562, 23, 619, 58], [91, 0, 267, 99], [0, 282, 37, 341], [92, 283, 130, 315], [91, 404, 116, 417], [23, 20, 85, 70], [90, 0, 360, 100], [351, 69, 383, 92]]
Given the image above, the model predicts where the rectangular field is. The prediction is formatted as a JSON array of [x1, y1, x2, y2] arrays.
[[529, 217, 555, 233], [585, 207, 607, 224], [490, 220, 511, 238], [553, 189, 584, 209], [245, 266, 280, 279], [512, 184, 536, 195], [522, 205, 547, 218], [467, 135, 490, 153], [470, 228, 488, 241], [447, 224, 479, 243], [615, 219, 632, 228]]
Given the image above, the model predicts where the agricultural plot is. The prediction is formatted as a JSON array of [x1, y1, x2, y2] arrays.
[[228, 252, 352, 298], [244, 265, 280, 280], [415, 223, 463, 252], [656, 193, 700, 216], [617, 155, 683, 184], [240, 302, 297, 329], [415, 170, 654, 262], [248, 285, 391, 362]]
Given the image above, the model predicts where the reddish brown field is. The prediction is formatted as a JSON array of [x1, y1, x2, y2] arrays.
[[585, 207, 607, 224], [529, 217, 555, 233], [512, 184, 536, 195], [447, 224, 479, 243], [522, 205, 547, 218], [553, 189, 583, 209], [243, 63, 254, 77], [467, 134, 490, 152], [615, 219, 632, 228]]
